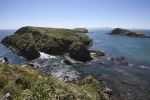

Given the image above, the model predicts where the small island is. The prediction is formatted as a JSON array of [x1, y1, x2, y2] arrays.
[[73, 28, 89, 33], [1, 26, 91, 60], [108, 28, 150, 38]]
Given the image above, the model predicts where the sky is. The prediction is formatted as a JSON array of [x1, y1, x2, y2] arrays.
[[0, 0, 150, 29]]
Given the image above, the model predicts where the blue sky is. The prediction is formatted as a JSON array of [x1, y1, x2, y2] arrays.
[[0, 0, 150, 29]]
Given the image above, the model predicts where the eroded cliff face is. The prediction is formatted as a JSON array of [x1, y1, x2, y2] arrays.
[[108, 28, 150, 38], [1, 26, 92, 60]]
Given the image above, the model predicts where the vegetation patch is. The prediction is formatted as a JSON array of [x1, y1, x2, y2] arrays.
[[1, 26, 92, 60], [0, 64, 108, 100]]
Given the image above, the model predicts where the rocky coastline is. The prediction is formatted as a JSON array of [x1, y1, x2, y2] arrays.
[[0, 59, 109, 100]]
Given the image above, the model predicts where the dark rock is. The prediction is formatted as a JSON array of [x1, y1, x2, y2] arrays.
[[99, 62, 106, 66], [0, 57, 9, 64], [73, 28, 89, 33], [116, 56, 125, 61], [52, 63, 59, 67], [103, 87, 113, 95], [69, 42, 92, 62], [90, 50, 105, 58], [120, 61, 128, 66], [63, 60, 73, 65], [108, 28, 150, 38], [121, 81, 128, 85], [63, 76, 69, 82], [27, 63, 40, 68], [3, 57, 9, 64], [1, 26, 92, 60]]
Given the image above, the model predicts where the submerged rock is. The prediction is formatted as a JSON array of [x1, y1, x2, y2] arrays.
[[119, 61, 129, 66], [108, 28, 150, 38], [69, 42, 92, 62], [99, 62, 106, 66], [1, 26, 91, 60], [116, 56, 125, 61]]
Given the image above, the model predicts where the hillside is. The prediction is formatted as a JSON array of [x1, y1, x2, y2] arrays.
[[0, 64, 108, 100]]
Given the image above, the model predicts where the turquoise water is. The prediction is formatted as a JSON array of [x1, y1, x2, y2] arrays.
[[87, 29, 150, 64], [0, 29, 150, 100]]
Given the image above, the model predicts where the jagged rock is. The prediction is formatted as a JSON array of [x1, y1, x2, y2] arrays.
[[108, 28, 150, 38], [103, 87, 113, 95], [90, 50, 105, 59], [69, 42, 92, 62], [63, 60, 73, 65], [27, 63, 40, 68], [120, 61, 128, 66], [116, 56, 125, 61]]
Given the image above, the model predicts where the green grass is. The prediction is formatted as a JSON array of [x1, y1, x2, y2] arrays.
[[0, 64, 108, 100]]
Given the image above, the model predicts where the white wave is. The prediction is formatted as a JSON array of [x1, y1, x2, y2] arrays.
[[39, 52, 55, 59], [50, 65, 79, 81], [140, 65, 149, 69], [128, 64, 133, 67]]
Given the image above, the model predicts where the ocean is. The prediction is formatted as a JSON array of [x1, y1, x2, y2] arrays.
[[0, 29, 150, 100]]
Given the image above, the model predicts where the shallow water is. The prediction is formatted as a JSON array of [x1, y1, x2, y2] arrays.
[[0, 29, 150, 100]]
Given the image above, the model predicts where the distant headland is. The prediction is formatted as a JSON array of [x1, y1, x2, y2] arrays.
[[108, 28, 150, 38]]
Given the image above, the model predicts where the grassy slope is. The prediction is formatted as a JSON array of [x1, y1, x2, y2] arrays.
[[0, 64, 108, 100], [14, 26, 91, 46]]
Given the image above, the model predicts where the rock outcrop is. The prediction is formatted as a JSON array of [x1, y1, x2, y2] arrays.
[[1, 26, 92, 60], [90, 50, 105, 59], [1, 33, 40, 60], [69, 42, 92, 61], [108, 28, 150, 38], [73, 28, 89, 33], [116, 56, 125, 61]]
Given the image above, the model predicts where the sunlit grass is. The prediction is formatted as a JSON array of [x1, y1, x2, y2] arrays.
[[0, 64, 108, 100]]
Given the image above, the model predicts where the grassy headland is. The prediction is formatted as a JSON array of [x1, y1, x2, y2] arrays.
[[0, 64, 108, 100]]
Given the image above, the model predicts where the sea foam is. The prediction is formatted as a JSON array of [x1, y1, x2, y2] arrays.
[[39, 52, 55, 59]]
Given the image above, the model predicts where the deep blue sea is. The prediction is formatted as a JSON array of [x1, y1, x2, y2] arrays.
[[0, 29, 150, 100]]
